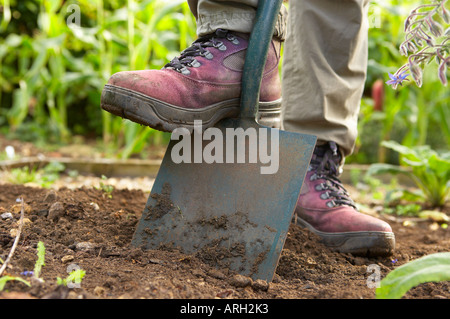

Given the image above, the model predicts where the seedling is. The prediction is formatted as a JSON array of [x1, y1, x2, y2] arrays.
[[57, 269, 86, 288], [0, 241, 44, 291], [33, 241, 46, 280], [0, 198, 30, 291], [7, 162, 66, 188], [96, 175, 114, 199]]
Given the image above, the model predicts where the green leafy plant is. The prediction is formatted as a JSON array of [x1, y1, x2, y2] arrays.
[[95, 174, 114, 198], [376, 252, 450, 299], [368, 140, 450, 207], [0, 0, 193, 158], [7, 161, 66, 188], [33, 241, 46, 280], [384, 203, 423, 216], [57, 269, 86, 287], [8, 166, 40, 185], [0, 240, 46, 291]]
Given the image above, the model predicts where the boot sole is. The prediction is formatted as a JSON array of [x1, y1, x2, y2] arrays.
[[101, 85, 282, 132], [294, 217, 395, 257]]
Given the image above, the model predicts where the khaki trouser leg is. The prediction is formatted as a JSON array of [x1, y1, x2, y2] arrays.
[[187, 0, 287, 40], [187, 0, 369, 158], [282, 0, 370, 157]]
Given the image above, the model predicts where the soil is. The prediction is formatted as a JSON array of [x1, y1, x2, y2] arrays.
[[0, 183, 449, 300], [0, 134, 449, 300]]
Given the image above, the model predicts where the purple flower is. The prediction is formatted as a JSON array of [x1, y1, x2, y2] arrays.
[[438, 57, 448, 86], [20, 270, 34, 277], [386, 71, 410, 88]]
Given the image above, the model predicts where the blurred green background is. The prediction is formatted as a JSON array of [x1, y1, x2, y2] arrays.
[[0, 0, 448, 163]]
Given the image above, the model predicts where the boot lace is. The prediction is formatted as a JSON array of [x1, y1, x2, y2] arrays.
[[164, 29, 238, 75], [309, 142, 357, 209]]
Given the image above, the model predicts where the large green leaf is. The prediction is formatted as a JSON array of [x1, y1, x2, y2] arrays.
[[376, 252, 450, 299]]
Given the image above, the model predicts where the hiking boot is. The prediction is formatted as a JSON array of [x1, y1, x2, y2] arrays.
[[294, 142, 395, 256], [100, 29, 282, 132]]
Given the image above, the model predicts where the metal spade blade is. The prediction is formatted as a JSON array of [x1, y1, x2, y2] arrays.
[[131, 0, 316, 282]]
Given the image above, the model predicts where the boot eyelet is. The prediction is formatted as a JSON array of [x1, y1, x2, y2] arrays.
[[214, 41, 227, 51], [326, 200, 336, 208], [320, 192, 330, 200], [188, 59, 201, 68], [201, 50, 214, 60], [227, 35, 240, 45], [178, 67, 191, 75], [315, 183, 328, 191]]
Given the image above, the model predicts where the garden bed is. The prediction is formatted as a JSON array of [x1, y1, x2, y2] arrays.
[[0, 135, 449, 300], [0, 181, 448, 300]]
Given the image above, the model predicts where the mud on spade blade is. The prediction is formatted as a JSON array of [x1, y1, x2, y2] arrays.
[[132, 118, 316, 282]]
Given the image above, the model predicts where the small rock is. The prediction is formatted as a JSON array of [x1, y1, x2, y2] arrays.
[[306, 256, 317, 266], [1, 212, 13, 220], [10, 228, 18, 237], [272, 273, 282, 283], [13, 218, 33, 228], [216, 289, 234, 299], [67, 291, 84, 299], [94, 286, 106, 297], [252, 279, 270, 291], [302, 281, 317, 290], [61, 255, 75, 264], [148, 258, 164, 265], [192, 269, 204, 278], [10, 203, 32, 215], [48, 202, 65, 221], [37, 209, 48, 217], [208, 269, 226, 280], [351, 257, 366, 266], [75, 242, 95, 252], [43, 190, 58, 203], [229, 274, 252, 288], [90, 202, 100, 211]]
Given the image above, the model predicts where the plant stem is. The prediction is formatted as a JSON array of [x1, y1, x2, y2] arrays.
[[0, 198, 24, 277]]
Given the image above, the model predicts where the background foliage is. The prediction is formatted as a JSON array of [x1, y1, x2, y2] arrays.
[[0, 0, 448, 162], [354, 0, 449, 165], [0, 0, 196, 158]]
